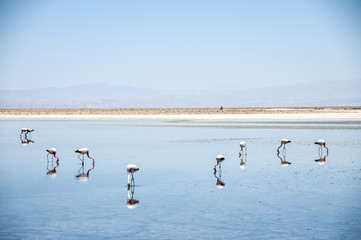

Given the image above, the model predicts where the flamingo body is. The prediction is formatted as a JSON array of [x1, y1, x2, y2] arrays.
[[127, 164, 139, 173], [216, 155, 225, 162], [75, 147, 94, 163], [314, 139, 326, 146], [75, 148, 89, 154], [47, 147, 57, 155], [281, 139, 291, 144], [240, 141, 246, 148]]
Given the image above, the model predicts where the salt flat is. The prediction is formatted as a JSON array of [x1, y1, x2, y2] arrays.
[[0, 107, 360, 121]]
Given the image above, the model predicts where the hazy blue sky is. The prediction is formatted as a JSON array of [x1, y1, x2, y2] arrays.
[[0, 0, 360, 90]]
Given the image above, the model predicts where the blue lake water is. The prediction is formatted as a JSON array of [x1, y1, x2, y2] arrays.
[[0, 119, 361, 239]]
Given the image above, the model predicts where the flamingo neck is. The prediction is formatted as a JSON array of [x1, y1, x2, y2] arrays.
[[324, 144, 329, 154], [87, 152, 94, 162], [53, 154, 59, 161], [127, 172, 130, 185]]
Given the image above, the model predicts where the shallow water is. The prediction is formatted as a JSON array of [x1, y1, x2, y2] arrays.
[[0, 120, 361, 239]]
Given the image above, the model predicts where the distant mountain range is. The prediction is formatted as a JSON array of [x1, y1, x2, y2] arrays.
[[0, 80, 360, 108]]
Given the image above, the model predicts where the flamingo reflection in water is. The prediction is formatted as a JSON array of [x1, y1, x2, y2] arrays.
[[20, 128, 34, 146], [314, 139, 329, 165], [76, 161, 95, 181], [127, 183, 139, 209], [214, 169, 225, 189], [239, 141, 247, 169], [277, 139, 291, 166], [46, 148, 60, 178]]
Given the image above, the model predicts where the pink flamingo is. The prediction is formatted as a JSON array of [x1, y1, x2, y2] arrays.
[[75, 148, 95, 165], [127, 164, 139, 189]]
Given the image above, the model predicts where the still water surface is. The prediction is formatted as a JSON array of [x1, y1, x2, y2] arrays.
[[0, 120, 361, 239]]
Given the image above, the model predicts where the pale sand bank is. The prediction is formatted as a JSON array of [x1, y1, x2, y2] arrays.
[[0, 107, 360, 122]]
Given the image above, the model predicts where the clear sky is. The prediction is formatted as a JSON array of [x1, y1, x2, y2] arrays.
[[0, 0, 360, 90]]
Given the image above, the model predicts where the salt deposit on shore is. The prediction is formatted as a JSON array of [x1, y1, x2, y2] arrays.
[[1, 112, 361, 122], [0, 107, 360, 121]]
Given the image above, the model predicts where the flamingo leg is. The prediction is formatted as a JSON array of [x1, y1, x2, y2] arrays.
[[213, 162, 219, 173], [130, 173, 135, 187], [77, 154, 84, 165]]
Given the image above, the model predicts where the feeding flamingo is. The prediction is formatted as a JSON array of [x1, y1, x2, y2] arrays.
[[20, 128, 34, 145], [314, 139, 329, 165], [277, 139, 291, 152], [214, 154, 225, 173], [75, 148, 95, 165], [46, 148, 59, 161], [314, 139, 329, 155], [127, 164, 139, 189], [46, 147, 60, 177], [239, 141, 247, 169], [276, 140, 291, 166], [20, 128, 34, 136]]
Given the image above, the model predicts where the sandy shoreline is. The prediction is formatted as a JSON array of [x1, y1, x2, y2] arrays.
[[1, 107, 361, 121]]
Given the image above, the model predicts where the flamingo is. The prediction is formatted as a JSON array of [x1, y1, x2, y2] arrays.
[[75, 148, 95, 165], [276, 140, 291, 166], [214, 155, 225, 173], [46, 148, 59, 161], [46, 148, 60, 178], [277, 139, 291, 152], [127, 164, 139, 189], [314, 139, 329, 155], [20, 128, 34, 145], [20, 128, 34, 134], [239, 141, 247, 169], [21, 128, 34, 138]]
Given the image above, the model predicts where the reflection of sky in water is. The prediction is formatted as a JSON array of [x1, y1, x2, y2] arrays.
[[0, 120, 360, 239]]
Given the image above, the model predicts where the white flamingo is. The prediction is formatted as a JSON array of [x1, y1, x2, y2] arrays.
[[75, 148, 95, 165], [46, 148, 60, 177], [20, 128, 34, 145], [314, 139, 329, 155], [214, 155, 225, 172], [277, 139, 291, 152], [21, 128, 34, 135], [46, 148, 59, 161], [127, 164, 139, 189], [276, 139, 291, 166]]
